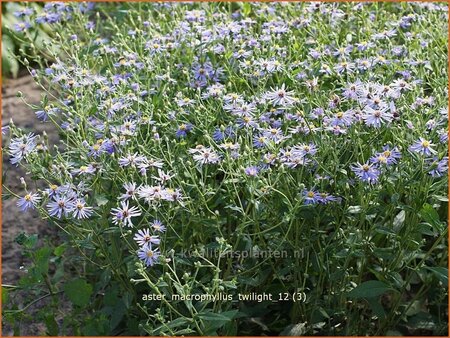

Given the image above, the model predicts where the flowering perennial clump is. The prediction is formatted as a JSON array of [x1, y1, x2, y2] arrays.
[[3, 2, 448, 336]]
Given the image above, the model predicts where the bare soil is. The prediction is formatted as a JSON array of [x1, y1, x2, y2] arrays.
[[2, 74, 63, 336]]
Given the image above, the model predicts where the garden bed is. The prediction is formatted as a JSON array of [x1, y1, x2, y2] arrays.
[[2, 2, 448, 336]]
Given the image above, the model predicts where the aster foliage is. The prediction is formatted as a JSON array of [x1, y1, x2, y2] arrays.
[[2, 2, 448, 336]]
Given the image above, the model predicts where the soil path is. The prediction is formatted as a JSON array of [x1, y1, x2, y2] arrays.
[[2, 75, 62, 336]]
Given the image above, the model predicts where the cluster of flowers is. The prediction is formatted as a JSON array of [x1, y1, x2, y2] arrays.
[[6, 2, 448, 269], [12, 2, 94, 32], [134, 220, 165, 267]]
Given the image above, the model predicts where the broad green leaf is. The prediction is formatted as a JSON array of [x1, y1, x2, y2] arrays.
[[419, 203, 443, 231], [53, 244, 66, 257], [44, 315, 58, 336], [348, 280, 393, 299], [35, 246, 51, 275], [64, 278, 93, 307], [424, 267, 448, 286], [95, 194, 109, 206], [367, 297, 386, 318]]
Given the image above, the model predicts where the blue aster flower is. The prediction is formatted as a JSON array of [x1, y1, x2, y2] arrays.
[[351, 162, 380, 184], [17, 192, 41, 211], [137, 245, 160, 267], [409, 138, 437, 156], [303, 189, 320, 205], [47, 195, 76, 219]]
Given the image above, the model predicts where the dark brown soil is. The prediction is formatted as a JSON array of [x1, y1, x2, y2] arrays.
[[2, 75, 63, 336]]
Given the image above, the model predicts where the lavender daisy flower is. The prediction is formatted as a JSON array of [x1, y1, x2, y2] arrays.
[[111, 201, 142, 227], [137, 245, 160, 267], [317, 192, 339, 204], [262, 127, 285, 143], [371, 146, 401, 166], [134, 228, 160, 247], [427, 157, 448, 177], [190, 146, 221, 166], [87, 143, 106, 158], [138, 185, 164, 203], [409, 138, 437, 156], [325, 110, 354, 127], [151, 220, 166, 233], [175, 123, 193, 138], [47, 195, 76, 218], [73, 199, 94, 219], [212, 128, 226, 142], [439, 129, 448, 144], [13, 8, 34, 17], [351, 162, 380, 183], [292, 143, 318, 157], [253, 135, 269, 148], [244, 166, 260, 177], [212, 126, 235, 142], [260, 153, 277, 169], [303, 189, 320, 205], [17, 192, 41, 211], [362, 106, 393, 128], [120, 182, 138, 201], [119, 153, 147, 167], [71, 164, 96, 176], [152, 169, 174, 185], [9, 133, 38, 165], [370, 154, 389, 166], [14, 21, 31, 32], [342, 81, 364, 100], [284, 154, 311, 169], [236, 114, 259, 129], [219, 142, 240, 152], [264, 84, 296, 106], [161, 188, 183, 203]]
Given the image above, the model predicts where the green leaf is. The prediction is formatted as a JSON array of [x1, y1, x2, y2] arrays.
[[348, 280, 393, 299], [35, 246, 51, 275], [424, 267, 448, 286], [393, 210, 405, 229], [242, 2, 252, 16], [432, 195, 449, 202], [197, 310, 238, 332], [367, 297, 386, 318], [2, 287, 9, 305], [53, 244, 66, 257], [44, 314, 58, 336], [2, 36, 19, 78], [25, 234, 38, 249], [64, 278, 93, 307], [166, 317, 193, 329], [110, 300, 126, 330], [419, 203, 443, 231], [95, 194, 109, 206]]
